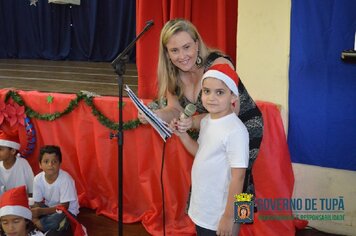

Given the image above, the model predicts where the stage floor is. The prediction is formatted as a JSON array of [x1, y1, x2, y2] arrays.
[[0, 59, 137, 96]]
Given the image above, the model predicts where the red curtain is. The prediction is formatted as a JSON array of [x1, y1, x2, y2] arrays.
[[239, 102, 295, 236], [136, 0, 237, 99]]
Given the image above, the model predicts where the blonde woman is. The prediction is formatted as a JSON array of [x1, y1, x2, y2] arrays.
[[138, 18, 263, 198]]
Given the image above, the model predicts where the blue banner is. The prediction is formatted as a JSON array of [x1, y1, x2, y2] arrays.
[[288, 0, 356, 171]]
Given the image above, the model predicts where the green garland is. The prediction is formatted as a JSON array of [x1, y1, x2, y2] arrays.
[[4, 90, 199, 139], [4, 90, 141, 131]]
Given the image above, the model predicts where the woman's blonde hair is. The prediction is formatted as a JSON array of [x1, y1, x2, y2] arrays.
[[157, 19, 210, 100]]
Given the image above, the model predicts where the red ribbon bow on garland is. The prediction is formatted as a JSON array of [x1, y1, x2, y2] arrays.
[[0, 99, 36, 158], [0, 99, 25, 127]]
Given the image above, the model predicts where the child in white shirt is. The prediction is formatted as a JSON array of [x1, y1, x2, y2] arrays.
[[172, 64, 249, 236], [0, 130, 34, 196], [31, 145, 79, 233]]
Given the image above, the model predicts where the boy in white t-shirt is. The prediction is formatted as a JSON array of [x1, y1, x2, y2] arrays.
[[172, 64, 249, 236], [31, 145, 80, 233], [0, 130, 34, 196]]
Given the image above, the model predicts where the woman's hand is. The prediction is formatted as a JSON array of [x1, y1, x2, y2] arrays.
[[138, 111, 148, 124], [169, 118, 181, 136], [178, 115, 193, 131], [169, 116, 192, 136]]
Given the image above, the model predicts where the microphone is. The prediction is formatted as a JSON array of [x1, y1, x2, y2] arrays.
[[139, 20, 154, 37], [175, 104, 196, 132], [144, 20, 154, 30], [180, 104, 197, 120]]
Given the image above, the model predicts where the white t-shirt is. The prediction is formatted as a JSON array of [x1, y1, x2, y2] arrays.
[[29, 230, 45, 235], [0, 156, 34, 194], [188, 113, 249, 231], [33, 169, 80, 216]]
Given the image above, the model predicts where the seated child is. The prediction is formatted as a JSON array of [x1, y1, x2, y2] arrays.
[[0, 185, 44, 236], [31, 145, 80, 233], [0, 130, 34, 196]]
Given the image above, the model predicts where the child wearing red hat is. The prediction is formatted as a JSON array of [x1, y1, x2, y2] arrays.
[[172, 64, 249, 236], [0, 130, 34, 196], [0, 185, 44, 236]]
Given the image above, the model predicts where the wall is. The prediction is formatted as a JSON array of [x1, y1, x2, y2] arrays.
[[236, 0, 356, 235], [293, 164, 356, 235], [236, 0, 290, 128]]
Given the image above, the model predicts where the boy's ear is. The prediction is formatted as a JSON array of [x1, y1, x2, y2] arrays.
[[10, 148, 17, 156], [231, 94, 238, 104]]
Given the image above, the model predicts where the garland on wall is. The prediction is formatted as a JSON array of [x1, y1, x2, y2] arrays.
[[2, 90, 199, 140], [4, 90, 141, 131]]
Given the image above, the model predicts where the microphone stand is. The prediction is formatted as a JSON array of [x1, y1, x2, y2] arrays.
[[110, 20, 154, 236]]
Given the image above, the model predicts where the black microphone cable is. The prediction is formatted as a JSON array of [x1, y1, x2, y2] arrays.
[[159, 104, 196, 236], [160, 141, 167, 236]]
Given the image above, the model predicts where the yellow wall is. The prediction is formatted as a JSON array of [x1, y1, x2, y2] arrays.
[[237, 0, 290, 128], [237, 0, 356, 234]]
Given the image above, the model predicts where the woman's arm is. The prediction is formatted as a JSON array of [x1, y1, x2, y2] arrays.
[[154, 91, 182, 122], [138, 91, 182, 124]]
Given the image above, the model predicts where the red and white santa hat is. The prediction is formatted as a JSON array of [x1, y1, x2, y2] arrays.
[[0, 186, 32, 220], [202, 64, 240, 96], [0, 130, 20, 150]]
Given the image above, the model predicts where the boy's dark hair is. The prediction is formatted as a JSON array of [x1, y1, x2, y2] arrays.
[[39, 145, 62, 163]]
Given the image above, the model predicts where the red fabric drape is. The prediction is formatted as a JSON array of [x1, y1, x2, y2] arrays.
[[0, 90, 123, 220], [136, 0, 237, 99], [239, 102, 295, 236], [0, 90, 295, 235]]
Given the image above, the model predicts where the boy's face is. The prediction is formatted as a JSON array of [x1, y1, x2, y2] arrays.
[[0, 146, 16, 162], [202, 77, 237, 119], [39, 153, 60, 177], [1, 215, 27, 236]]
